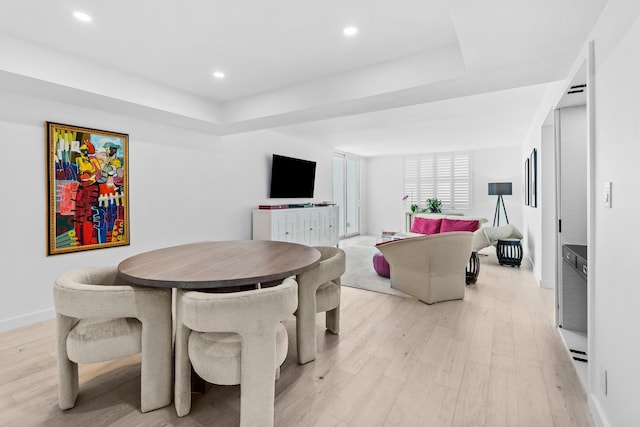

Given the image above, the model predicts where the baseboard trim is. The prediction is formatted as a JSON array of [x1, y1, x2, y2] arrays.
[[0, 308, 55, 333], [539, 279, 555, 290], [589, 394, 611, 427]]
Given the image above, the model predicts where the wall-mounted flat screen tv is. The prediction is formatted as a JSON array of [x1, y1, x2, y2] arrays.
[[269, 154, 316, 198]]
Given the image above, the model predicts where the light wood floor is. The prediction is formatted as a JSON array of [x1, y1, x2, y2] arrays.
[[0, 249, 594, 426]]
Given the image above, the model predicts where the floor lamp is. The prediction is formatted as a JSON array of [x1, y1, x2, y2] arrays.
[[488, 182, 512, 226]]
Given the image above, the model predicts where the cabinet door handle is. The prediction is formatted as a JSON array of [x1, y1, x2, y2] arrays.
[[583, 265, 588, 275]]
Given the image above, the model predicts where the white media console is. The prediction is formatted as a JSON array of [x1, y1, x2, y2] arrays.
[[252, 206, 339, 247]]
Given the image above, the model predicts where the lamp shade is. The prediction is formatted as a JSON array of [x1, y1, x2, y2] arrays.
[[488, 182, 512, 196]]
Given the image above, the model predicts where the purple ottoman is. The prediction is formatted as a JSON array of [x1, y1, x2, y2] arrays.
[[373, 252, 391, 278]]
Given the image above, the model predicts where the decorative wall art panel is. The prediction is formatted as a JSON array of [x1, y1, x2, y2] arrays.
[[47, 122, 129, 255]]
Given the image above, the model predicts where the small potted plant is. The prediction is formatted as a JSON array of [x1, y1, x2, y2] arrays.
[[425, 198, 442, 213]]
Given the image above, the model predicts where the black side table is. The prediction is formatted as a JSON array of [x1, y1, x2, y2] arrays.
[[496, 238, 523, 267], [466, 250, 480, 284]]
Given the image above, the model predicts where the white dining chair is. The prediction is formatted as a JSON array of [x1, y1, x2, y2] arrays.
[[54, 266, 172, 412], [174, 277, 298, 427], [295, 246, 345, 364]]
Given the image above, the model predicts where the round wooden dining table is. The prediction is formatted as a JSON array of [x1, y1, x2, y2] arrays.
[[117, 240, 321, 289], [118, 240, 321, 419]]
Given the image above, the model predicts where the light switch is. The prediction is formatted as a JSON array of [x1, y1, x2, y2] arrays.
[[604, 182, 612, 208]]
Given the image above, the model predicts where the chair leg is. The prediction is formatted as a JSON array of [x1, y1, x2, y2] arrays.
[[325, 304, 340, 335], [174, 308, 193, 417], [295, 294, 317, 364], [56, 314, 79, 410], [57, 357, 78, 410], [140, 317, 173, 412], [240, 331, 278, 427]]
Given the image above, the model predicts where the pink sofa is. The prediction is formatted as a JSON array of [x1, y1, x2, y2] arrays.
[[397, 214, 489, 251]]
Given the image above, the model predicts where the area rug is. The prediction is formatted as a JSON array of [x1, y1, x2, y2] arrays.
[[339, 235, 415, 299]]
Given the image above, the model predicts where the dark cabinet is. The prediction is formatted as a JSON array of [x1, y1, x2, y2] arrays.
[[560, 244, 587, 332]]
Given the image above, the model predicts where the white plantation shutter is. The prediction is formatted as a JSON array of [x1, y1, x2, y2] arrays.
[[453, 153, 471, 209], [418, 156, 434, 202], [404, 157, 419, 204], [403, 152, 472, 210], [436, 155, 452, 206]]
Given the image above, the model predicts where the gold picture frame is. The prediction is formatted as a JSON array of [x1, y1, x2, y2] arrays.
[[47, 122, 129, 255]]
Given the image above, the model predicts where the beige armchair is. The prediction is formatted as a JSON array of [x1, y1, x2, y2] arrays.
[[477, 223, 524, 249], [174, 277, 298, 426], [376, 232, 474, 304], [295, 246, 345, 364], [53, 266, 172, 413]]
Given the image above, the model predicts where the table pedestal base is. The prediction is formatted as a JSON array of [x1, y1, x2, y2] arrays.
[[466, 251, 480, 285]]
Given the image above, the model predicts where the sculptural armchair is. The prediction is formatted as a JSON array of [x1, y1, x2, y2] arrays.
[[53, 266, 172, 413], [376, 232, 474, 304], [174, 277, 298, 426], [295, 246, 345, 364]]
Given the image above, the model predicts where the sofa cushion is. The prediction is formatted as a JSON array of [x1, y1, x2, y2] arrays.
[[440, 218, 479, 233], [410, 217, 442, 235]]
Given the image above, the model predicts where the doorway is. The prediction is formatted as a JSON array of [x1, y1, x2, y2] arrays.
[[333, 153, 359, 238], [554, 61, 589, 389]]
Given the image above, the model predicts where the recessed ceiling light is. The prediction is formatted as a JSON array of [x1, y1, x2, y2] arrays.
[[73, 11, 92, 22], [213, 71, 225, 79], [343, 26, 358, 36]]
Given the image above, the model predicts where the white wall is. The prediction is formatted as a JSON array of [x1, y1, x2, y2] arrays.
[[540, 124, 556, 289], [0, 91, 334, 331], [363, 146, 523, 238], [521, 125, 544, 286], [589, 6, 640, 426], [521, 81, 568, 289], [526, 2, 640, 426], [473, 148, 523, 230]]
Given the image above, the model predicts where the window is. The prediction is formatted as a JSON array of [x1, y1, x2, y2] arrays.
[[404, 152, 472, 210], [333, 153, 359, 237]]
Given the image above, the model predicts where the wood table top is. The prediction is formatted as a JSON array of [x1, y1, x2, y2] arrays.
[[117, 240, 321, 289]]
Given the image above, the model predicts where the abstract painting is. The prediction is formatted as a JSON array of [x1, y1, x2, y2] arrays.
[[524, 158, 530, 206], [47, 122, 129, 255]]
